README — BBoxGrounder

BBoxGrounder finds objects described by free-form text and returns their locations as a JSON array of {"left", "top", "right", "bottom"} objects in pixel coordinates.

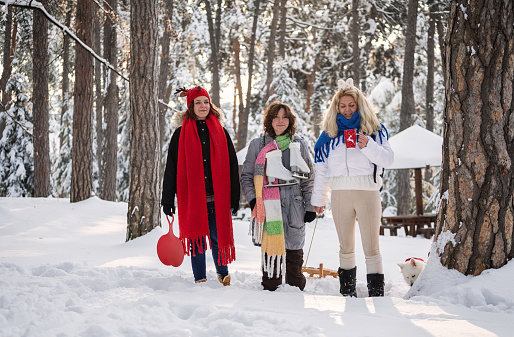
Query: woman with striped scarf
[{"left": 241, "top": 101, "right": 316, "bottom": 291}]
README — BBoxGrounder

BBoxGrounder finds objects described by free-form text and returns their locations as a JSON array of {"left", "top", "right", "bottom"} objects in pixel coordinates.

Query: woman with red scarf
[{"left": 161, "top": 86, "right": 240, "bottom": 285}]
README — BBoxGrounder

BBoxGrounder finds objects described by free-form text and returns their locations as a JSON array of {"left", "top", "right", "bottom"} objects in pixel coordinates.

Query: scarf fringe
[
  {"left": 182, "top": 236, "right": 209, "bottom": 257},
  {"left": 249, "top": 217, "right": 264, "bottom": 245},
  {"left": 218, "top": 245, "right": 236, "bottom": 265},
  {"left": 262, "top": 252, "right": 285, "bottom": 277}
]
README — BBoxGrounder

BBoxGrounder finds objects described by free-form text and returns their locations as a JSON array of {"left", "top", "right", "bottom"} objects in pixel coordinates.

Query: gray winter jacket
[{"left": 241, "top": 134, "right": 316, "bottom": 250}]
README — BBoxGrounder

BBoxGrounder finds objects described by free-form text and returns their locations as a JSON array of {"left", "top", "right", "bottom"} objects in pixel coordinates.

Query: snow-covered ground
[{"left": 0, "top": 197, "right": 512, "bottom": 336}]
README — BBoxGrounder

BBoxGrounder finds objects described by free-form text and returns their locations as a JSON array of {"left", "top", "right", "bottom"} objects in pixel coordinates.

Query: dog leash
[{"left": 303, "top": 214, "right": 319, "bottom": 268}]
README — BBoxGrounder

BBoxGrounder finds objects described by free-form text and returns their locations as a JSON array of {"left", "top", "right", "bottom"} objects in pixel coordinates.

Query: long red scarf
[{"left": 176, "top": 115, "right": 235, "bottom": 265}]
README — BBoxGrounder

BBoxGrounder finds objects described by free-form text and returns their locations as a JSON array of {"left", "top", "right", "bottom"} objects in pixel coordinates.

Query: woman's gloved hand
[
  {"left": 304, "top": 211, "right": 317, "bottom": 223},
  {"left": 162, "top": 204, "right": 175, "bottom": 216}
]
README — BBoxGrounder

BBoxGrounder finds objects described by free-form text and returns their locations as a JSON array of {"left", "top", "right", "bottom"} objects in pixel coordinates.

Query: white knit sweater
[{"left": 310, "top": 135, "right": 394, "bottom": 207}]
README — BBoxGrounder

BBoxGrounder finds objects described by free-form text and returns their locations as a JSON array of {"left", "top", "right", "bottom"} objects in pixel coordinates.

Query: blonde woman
[{"left": 311, "top": 79, "right": 394, "bottom": 297}]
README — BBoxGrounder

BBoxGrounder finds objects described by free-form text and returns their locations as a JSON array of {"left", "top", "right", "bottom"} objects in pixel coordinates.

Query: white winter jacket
[{"left": 310, "top": 134, "right": 394, "bottom": 206}]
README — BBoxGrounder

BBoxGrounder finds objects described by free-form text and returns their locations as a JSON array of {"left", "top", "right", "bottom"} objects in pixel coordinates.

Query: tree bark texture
[
  {"left": 60, "top": 0, "right": 72, "bottom": 151},
  {"left": 127, "top": 0, "right": 161, "bottom": 241},
  {"left": 233, "top": 29, "right": 245, "bottom": 137},
  {"left": 0, "top": 7, "right": 14, "bottom": 142},
  {"left": 264, "top": 0, "right": 281, "bottom": 102},
  {"left": 204, "top": 0, "right": 220, "bottom": 107},
  {"left": 102, "top": 0, "right": 119, "bottom": 201},
  {"left": 437, "top": 0, "right": 514, "bottom": 275},
  {"left": 71, "top": 0, "right": 94, "bottom": 203},
  {"left": 361, "top": 4, "right": 377, "bottom": 93},
  {"left": 426, "top": 3, "right": 435, "bottom": 132},
  {"left": 397, "top": 0, "right": 418, "bottom": 215},
  {"left": 236, "top": 0, "right": 261, "bottom": 151},
  {"left": 33, "top": 4, "right": 51, "bottom": 197},
  {"left": 278, "top": 0, "right": 287, "bottom": 59},
  {"left": 351, "top": 0, "right": 360, "bottom": 86},
  {"left": 158, "top": 0, "right": 173, "bottom": 151},
  {"left": 94, "top": 6, "right": 104, "bottom": 197}
]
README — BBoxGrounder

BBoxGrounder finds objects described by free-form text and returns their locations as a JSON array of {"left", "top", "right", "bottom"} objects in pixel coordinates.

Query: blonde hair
[{"left": 322, "top": 86, "right": 381, "bottom": 138}]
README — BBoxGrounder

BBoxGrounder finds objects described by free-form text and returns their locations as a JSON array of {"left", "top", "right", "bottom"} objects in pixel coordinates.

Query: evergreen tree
[
  {"left": 266, "top": 61, "right": 316, "bottom": 147},
  {"left": 0, "top": 71, "right": 34, "bottom": 197}
]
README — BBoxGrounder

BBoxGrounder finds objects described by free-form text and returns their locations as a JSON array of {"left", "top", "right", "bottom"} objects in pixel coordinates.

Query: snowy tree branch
[
  {"left": 0, "top": 108, "right": 33, "bottom": 137},
  {"left": 2, "top": 1, "right": 177, "bottom": 110},
  {"left": 1, "top": 0, "right": 129, "bottom": 82}
]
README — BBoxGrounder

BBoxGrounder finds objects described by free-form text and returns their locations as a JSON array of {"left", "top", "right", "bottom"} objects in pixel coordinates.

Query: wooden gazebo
[{"left": 381, "top": 125, "right": 443, "bottom": 238}]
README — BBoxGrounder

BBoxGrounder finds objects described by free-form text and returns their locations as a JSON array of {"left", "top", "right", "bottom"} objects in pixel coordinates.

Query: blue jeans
[{"left": 191, "top": 201, "right": 229, "bottom": 281}]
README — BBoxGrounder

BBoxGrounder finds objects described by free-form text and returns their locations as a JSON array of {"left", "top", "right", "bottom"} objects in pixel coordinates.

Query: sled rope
[{"left": 303, "top": 214, "right": 319, "bottom": 268}]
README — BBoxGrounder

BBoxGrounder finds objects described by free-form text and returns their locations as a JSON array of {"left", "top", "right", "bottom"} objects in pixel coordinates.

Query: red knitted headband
[{"left": 175, "top": 86, "right": 211, "bottom": 106}]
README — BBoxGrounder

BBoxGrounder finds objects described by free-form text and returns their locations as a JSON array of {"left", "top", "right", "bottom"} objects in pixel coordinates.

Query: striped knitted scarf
[{"left": 250, "top": 140, "right": 286, "bottom": 276}]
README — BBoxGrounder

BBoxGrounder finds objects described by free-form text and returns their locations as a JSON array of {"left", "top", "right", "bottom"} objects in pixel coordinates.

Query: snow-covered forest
[
  {"left": 1, "top": 1, "right": 514, "bottom": 335},
  {"left": 0, "top": 0, "right": 447, "bottom": 213}
]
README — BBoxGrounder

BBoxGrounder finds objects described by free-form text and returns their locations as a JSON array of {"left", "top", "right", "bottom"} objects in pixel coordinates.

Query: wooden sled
[{"left": 302, "top": 263, "right": 338, "bottom": 279}]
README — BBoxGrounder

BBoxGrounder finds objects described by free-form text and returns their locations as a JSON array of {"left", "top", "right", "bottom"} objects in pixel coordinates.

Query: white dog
[{"left": 397, "top": 258, "right": 426, "bottom": 286}]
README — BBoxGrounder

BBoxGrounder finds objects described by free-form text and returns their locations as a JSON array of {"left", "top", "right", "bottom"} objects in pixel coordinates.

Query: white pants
[{"left": 331, "top": 190, "right": 383, "bottom": 274}]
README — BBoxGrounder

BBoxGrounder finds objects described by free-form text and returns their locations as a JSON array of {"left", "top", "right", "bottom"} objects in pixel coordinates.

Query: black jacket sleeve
[
  {"left": 224, "top": 128, "right": 241, "bottom": 212},
  {"left": 161, "top": 127, "right": 181, "bottom": 209}
]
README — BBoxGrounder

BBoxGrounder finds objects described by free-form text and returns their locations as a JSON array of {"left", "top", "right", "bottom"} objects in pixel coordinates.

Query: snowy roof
[{"left": 388, "top": 125, "right": 443, "bottom": 169}]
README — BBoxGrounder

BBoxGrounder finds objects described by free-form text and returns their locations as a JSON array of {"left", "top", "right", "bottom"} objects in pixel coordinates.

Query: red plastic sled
[{"left": 157, "top": 214, "right": 185, "bottom": 267}]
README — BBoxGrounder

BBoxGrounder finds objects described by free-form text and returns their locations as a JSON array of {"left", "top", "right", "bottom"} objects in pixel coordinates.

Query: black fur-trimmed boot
[
  {"left": 367, "top": 273, "right": 385, "bottom": 297},
  {"left": 337, "top": 267, "right": 357, "bottom": 297}
]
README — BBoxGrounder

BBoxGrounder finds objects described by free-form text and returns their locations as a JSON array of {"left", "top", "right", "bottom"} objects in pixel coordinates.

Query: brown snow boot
[
  {"left": 285, "top": 249, "right": 306, "bottom": 291},
  {"left": 218, "top": 274, "right": 231, "bottom": 286}
]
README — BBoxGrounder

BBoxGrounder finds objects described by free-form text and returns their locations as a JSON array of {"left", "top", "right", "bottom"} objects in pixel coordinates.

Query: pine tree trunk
[
  {"left": 434, "top": 3, "right": 446, "bottom": 89},
  {"left": 426, "top": 4, "right": 435, "bottom": 133},
  {"left": 102, "top": 0, "right": 119, "bottom": 201},
  {"left": 264, "top": 0, "right": 281, "bottom": 102},
  {"left": 351, "top": 0, "right": 360, "bottom": 85},
  {"left": 424, "top": 3, "right": 436, "bottom": 184},
  {"left": 305, "top": 32, "right": 319, "bottom": 135},
  {"left": 0, "top": 6, "right": 13, "bottom": 142},
  {"left": 94, "top": 6, "right": 104, "bottom": 198},
  {"left": 204, "top": 0, "right": 220, "bottom": 107},
  {"left": 158, "top": 0, "right": 173, "bottom": 151},
  {"left": 71, "top": 0, "right": 94, "bottom": 203},
  {"left": 236, "top": 0, "right": 261, "bottom": 151},
  {"left": 60, "top": 0, "right": 72, "bottom": 151},
  {"left": 127, "top": 0, "right": 161, "bottom": 241},
  {"left": 361, "top": 4, "right": 376, "bottom": 92},
  {"left": 436, "top": 0, "right": 514, "bottom": 275},
  {"left": 233, "top": 28, "right": 244, "bottom": 136},
  {"left": 277, "top": 0, "right": 286, "bottom": 59},
  {"left": 33, "top": 4, "right": 51, "bottom": 197},
  {"left": 397, "top": 0, "right": 418, "bottom": 215}
]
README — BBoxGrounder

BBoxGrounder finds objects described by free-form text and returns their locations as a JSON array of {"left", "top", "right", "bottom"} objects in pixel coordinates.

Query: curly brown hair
[{"left": 263, "top": 101, "right": 297, "bottom": 138}]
